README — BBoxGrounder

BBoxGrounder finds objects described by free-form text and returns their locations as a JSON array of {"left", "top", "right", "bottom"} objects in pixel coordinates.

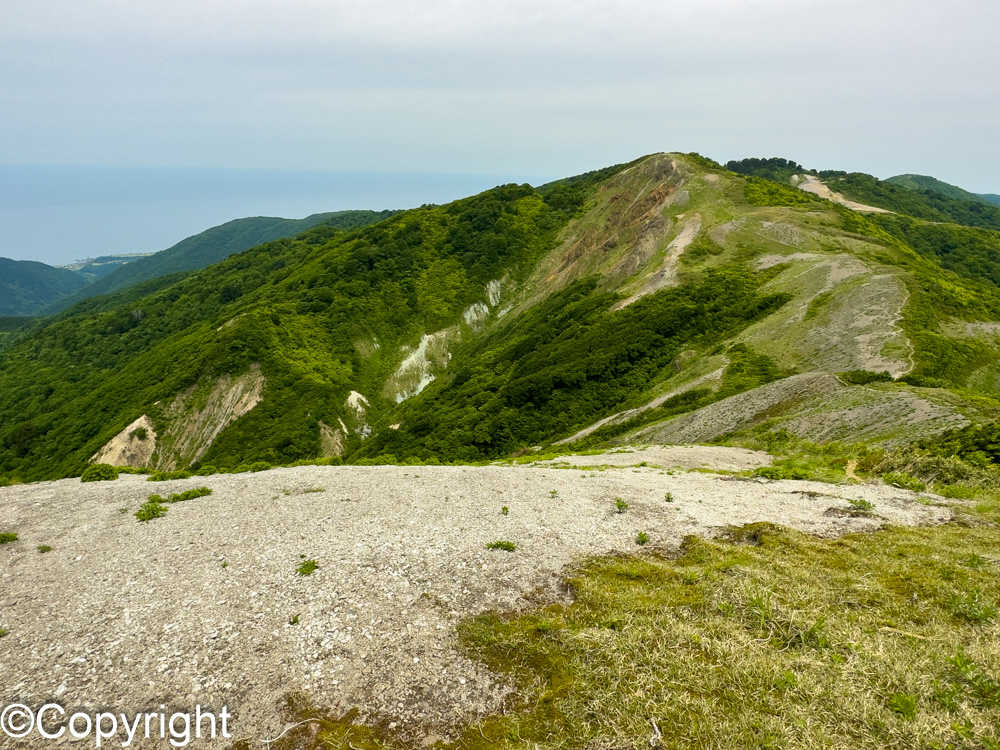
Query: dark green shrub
[
  {"left": 195, "top": 465, "right": 218, "bottom": 476},
  {"left": 37, "top": 544, "right": 52, "bottom": 553},
  {"left": 752, "top": 466, "right": 808, "bottom": 480},
  {"left": 0, "top": 532, "right": 17, "bottom": 544},
  {"left": 249, "top": 461, "right": 271, "bottom": 472},
  {"left": 838, "top": 370, "right": 893, "bottom": 385},
  {"left": 164, "top": 487, "right": 212, "bottom": 503},
  {"left": 129, "top": 427, "right": 148, "bottom": 441},
  {"left": 146, "top": 470, "right": 191, "bottom": 482},
  {"left": 81, "top": 463, "right": 119, "bottom": 482}
]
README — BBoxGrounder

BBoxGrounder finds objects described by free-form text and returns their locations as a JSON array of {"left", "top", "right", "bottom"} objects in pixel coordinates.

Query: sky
[{"left": 1, "top": 0, "right": 998, "bottom": 265}]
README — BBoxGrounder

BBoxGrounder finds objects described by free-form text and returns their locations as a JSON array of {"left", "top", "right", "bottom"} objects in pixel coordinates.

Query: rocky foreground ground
[{"left": 0, "top": 447, "right": 951, "bottom": 747}]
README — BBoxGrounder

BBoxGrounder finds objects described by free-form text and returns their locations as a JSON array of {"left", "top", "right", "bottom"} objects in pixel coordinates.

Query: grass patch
[
  {"left": 455, "top": 521, "right": 1000, "bottom": 749},
  {"left": 37, "top": 544, "right": 52, "bottom": 553},
  {"left": 0, "top": 532, "right": 17, "bottom": 544},
  {"left": 296, "top": 558, "right": 319, "bottom": 576},
  {"left": 486, "top": 540, "right": 517, "bottom": 552}
]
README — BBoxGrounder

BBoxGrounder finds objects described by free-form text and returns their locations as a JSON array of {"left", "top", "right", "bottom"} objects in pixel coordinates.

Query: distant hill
[
  {"left": 980, "top": 193, "right": 1000, "bottom": 206},
  {"left": 886, "top": 174, "right": 994, "bottom": 205},
  {"left": 46, "top": 211, "right": 394, "bottom": 313},
  {"left": 726, "top": 157, "right": 811, "bottom": 184},
  {"left": 0, "top": 257, "right": 90, "bottom": 315},
  {"left": 62, "top": 253, "right": 153, "bottom": 282},
  {"left": 819, "top": 172, "right": 1000, "bottom": 232}
]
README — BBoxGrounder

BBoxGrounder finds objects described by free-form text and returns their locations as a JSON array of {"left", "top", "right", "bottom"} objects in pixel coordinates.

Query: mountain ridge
[
  {"left": 3, "top": 153, "right": 1000, "bottom": 483},
  {"left": 43, "top": 210, "right": 394, "bottom": 314}
]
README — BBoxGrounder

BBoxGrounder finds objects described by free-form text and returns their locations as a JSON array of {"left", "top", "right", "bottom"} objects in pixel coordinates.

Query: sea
[{"left": 0, "top": 165, "right": 547, "bottom": 267}]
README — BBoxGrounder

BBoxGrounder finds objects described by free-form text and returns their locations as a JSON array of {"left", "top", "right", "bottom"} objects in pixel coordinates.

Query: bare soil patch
[{"left": 0, "top": 459, "right": 948, "bottom": 746}]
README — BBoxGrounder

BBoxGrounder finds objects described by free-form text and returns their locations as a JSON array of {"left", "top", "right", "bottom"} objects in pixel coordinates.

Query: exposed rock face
[
  {"left": 318, "top": 420, "right": 346, "bottom": 457},
  {"left": 634, "top": 372, "right": 844, "bottom": 445},
  {"left": 155, "top": 364, "right": 265, "bottom": 470},
  {"left": 91, "top": 415, "right": 157, "bottom": 468},
  {"left": 382, "top": 330, "right": 457, "bottom": 403}
]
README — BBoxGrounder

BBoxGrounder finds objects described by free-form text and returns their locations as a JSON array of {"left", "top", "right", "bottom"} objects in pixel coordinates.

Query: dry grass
[
  {"left": 249, "top": 514, "right": 999, "bottom": 750},
  {"left": 456, "top": 521, "right": 1000, "bottom": 749}
]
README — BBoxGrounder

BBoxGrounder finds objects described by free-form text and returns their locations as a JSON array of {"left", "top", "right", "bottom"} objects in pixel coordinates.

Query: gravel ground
[{"left": 0, "top": 452, "right": 950, "bottom": 747}]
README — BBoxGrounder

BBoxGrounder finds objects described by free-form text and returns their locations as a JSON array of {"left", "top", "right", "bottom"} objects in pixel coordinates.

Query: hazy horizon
[
  {"left": 2, "top": 0, "right": 997, "bottom": 266},
  {"left": 4, "top": 154, "right": 998, "bottom": 268},
  {"left": 0, "top": 164, "right": 554, "bottom": 266}
]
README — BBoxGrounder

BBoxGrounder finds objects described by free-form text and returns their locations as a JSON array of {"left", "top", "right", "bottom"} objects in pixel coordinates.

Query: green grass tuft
[
  {"left": 296, "top": 558, "right": 319, "bottom": 576},
  {"left": 486, "top": 540, "right": 517, "bottom": 552}
]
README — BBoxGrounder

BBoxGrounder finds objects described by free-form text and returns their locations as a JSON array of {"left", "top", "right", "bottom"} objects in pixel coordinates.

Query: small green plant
[
  {"left": 37, "top": 544, "right": 52, "bottom": 553},
  {"left": 848, "top": 497, "right": 875, "bottom": 512},
  {"left": 135, "top": 499, "right": 168, "bottom": 522},
  {"left": 302, "top": 486, "right": 325, "bottom": 493},
  {"left": 81, "top": 463, "right": 119, "bottom": 482},
  {"left": 129, "top": 426, "right": 149, "bottom": 441},
  {"left": 636, "top": 532, "right": 650, "bottom": 546},
  {"left": 0, "top": 532, "right": 17, "bottom": 544},
  {"left": 888, "top": 692, "right": 918, "bottom": 720},
  {"left": 289, "top": 614, "right": 300, "bottom": 625},
  {"left": 549, "top": 490, "right": 559, "bottom": 498},
  {"left": 952, "top": 592, "right": 997, "bottom": 623},
  {"left": 486, "top": 540, "right": 517, "bottom": 552},
  {"left": 614, "top": 497, "right": 628, "bottom": 514},
  {"left": 0, "top": 628, "right": 8, "bottom": 638},
  {"left": 664, "top": 492, "right": 674, "bottom": 502},
  {"left": 221, "top": 561, "right": 228, "bottom": 569},
  {"left": 501, "top": 506, "right": 509, "bottom": 515},
  {"left": 297, "top": 558, "right": 319, "bottom": 576}
]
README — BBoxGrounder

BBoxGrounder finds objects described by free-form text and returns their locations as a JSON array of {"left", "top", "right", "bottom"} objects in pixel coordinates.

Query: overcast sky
[{"left": 1, "top": 0, "right": 998, "bottom": 263}]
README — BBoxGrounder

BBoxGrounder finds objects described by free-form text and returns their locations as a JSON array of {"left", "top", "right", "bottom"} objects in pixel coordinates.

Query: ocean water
[{"left": 0, "top": 165, "right": 546, "bottom": 267}]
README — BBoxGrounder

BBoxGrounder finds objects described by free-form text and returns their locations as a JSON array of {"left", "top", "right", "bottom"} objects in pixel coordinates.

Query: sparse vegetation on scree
[
  {"left": 244, "top": 500, "right": 1000, "bottom": 750},
  {"left": 134, "top": 487, "right": 212, "bottom": 522}
]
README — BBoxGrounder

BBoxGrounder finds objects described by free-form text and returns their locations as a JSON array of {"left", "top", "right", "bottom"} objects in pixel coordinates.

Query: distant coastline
[{"left": 0, "top": 165, "right": 545, "bottom": 266}]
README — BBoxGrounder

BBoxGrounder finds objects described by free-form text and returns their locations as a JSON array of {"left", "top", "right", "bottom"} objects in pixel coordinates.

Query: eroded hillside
[{"left": 3, "top": 153, "right": 1000, "bottom": 480}]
